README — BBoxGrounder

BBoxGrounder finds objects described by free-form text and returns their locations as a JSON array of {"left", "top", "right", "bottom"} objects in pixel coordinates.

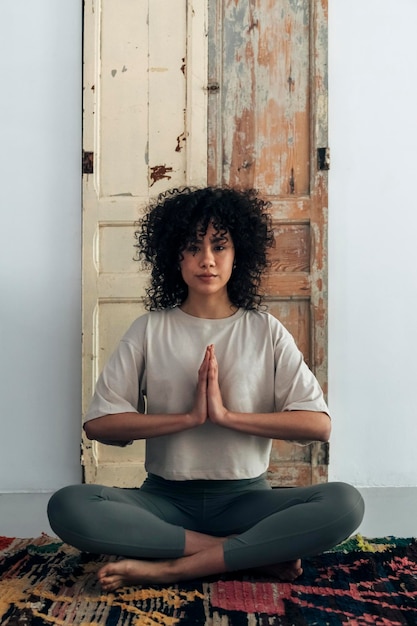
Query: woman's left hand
[{"left": 206, "top": 345, "right": 230, "bottom": 426}]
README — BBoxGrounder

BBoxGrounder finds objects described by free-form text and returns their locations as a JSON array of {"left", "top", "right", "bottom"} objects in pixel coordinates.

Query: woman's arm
[
  {"left": 84, "top": 345, "right": 211, "bottom": 442},
  {"left": 208, "top": 408, "right": 331, "bottom": 442},
  {"left": 206, "top": 344, "right": 331, "bottom": 442},
  {"left": 83, "top": 410, "right": 204, "bottom": 442}
]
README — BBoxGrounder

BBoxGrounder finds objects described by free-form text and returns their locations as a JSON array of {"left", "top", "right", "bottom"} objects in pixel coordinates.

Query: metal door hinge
[
  {"left": 83, "top": 151, "right": 94, "bottom": 174},
  {"left": 317, "top": 147, "right": 330, "bottom": 171}
]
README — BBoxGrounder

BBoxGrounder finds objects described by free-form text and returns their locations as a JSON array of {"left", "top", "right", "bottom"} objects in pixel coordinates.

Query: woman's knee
[
  {"left": 47, "top": 484, "right": 99, "bottom": 536},
  {"left": 326, "top": 481, "right": 365, "bottom": 531},
  {"left": 48, "top": 485, "right": 77, "bottom": 520}
]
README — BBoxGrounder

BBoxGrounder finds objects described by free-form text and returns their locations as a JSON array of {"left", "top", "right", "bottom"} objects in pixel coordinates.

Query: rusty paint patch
[
  {"left": 247, "top": 17, "right": 258, "bottom": 33},
  {"left": 175, "top": 132, "right": 187, "bottom": 153},
  {"left": 149, "top": 165, "right": 173, "bottom": 187}
]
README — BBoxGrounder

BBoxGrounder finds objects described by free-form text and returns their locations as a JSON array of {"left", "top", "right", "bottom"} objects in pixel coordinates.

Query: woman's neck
[{"left": 180, "top": 296, "right": 238, "bottom": 319}]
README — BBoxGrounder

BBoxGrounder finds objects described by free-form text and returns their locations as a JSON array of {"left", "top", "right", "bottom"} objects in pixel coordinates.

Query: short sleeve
[
  {"left": 273, "top": 321, "right": 329, "bottom": 415},
  {"left": 83, "top": 315, "right": 147, "bottom": 424}
]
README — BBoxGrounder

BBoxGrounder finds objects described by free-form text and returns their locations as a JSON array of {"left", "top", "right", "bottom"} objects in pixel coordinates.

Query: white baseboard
[{"left": 356, "top": 487, "right": 417, "bottom": 538}]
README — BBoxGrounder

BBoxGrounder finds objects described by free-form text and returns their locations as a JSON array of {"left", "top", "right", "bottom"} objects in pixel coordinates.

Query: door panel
[
  {"left": 207, "top": 0, "right": 329, "bottom": 486},
  {"left": 82, "top": 0, "right": 328, "bottom": 487},
  {"left": 208, "top": 0, "right": 311, "bottom": 196},
  {"left": 82, "top": 0, "right": 207, "bottom": 486}
]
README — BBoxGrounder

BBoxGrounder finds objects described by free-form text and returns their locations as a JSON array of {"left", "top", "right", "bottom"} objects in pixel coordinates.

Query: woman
[{"left": 48, "top": 187, "right": 364, "bottom": 590}]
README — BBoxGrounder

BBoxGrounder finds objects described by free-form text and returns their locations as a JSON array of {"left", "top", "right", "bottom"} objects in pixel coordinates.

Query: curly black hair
[{"left": 134, "top": 186, "right": 274, "bottom": 310}]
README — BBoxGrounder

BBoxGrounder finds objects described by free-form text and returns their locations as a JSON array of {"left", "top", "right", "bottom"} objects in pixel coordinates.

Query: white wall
[
  {"left": 0, "top": 1, "right": 415, "bottom": 494},
  {"left": 328, "top": 0, "right": 417, "bottom": 486},
  {"left": 0, "top": 1, "right": 82, "bottom": 491}
]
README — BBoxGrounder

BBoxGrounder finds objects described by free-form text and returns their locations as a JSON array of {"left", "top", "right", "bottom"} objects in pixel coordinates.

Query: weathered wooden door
[{"left": 82, "top": 0, "right": 329, "bottom": 487}]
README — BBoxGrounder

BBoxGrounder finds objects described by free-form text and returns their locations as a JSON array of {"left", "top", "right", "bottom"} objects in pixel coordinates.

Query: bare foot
[
  {"left": 97, "top": 555, "right": 303, "bottom": 591},
  {"left": 252, "top": 559, "right": 303, "bottom": 581},
  {"left": 98, "top": 558, "right": 176, "bottom": 591}
]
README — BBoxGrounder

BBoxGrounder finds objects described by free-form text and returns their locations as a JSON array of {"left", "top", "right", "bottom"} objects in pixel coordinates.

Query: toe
[{"left": 101, "top": 575, "right": 123, "bottom": 591}]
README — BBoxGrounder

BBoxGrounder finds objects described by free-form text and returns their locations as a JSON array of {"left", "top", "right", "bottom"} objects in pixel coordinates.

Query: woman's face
[{"left": 179, "top": 222, "right": 235, "bottom": 300}]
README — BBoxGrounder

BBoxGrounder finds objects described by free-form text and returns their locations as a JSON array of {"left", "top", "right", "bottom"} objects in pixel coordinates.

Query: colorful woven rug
[{"left": 0, "top": 534, "right": 416, "bottom": 625}]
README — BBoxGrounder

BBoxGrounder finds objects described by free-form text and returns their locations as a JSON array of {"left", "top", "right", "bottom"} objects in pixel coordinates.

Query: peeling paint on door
[
  {"left": 175, "top": 132, "right": 187, "bottom": 152},
  {"left": 149, "top": 165, "right": 173, "bottom": 186}
]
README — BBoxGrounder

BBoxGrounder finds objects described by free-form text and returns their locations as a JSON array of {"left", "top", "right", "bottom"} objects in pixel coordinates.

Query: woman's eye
[{"left": 187, "top": 245, "right": 199, "bottom": 254}]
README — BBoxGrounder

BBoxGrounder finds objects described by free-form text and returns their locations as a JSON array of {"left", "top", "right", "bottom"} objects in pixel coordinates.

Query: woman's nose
[{"left": 200, "top": 247, "right": 215, "bottom": 267}]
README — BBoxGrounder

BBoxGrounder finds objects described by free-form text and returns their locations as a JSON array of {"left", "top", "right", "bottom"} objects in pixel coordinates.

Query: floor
[{"left": 0, "top": 487, "right": 416, "bottom": 539}]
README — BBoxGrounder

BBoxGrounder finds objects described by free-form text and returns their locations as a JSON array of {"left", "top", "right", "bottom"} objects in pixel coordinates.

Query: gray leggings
[{"left": 47, "top": 474, "right": 364, "bottom": 571}]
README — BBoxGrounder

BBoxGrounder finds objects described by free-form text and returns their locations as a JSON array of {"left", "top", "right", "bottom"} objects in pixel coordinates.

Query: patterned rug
[{"left": 0, "top": 534, "right": 416, "bottom": 625}]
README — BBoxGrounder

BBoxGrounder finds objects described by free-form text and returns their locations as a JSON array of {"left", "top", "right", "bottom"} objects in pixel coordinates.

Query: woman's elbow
[
  {"left": 83, "top": 419, "right": 100, "bottom": 441},
  {"left": 318, "top": 413, "right": 331, "bottom": 442}
]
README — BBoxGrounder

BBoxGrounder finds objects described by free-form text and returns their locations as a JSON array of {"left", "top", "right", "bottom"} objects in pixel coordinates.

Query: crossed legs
[{"left": 47, "top": 480, "right": 364, "bottom": 589}]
